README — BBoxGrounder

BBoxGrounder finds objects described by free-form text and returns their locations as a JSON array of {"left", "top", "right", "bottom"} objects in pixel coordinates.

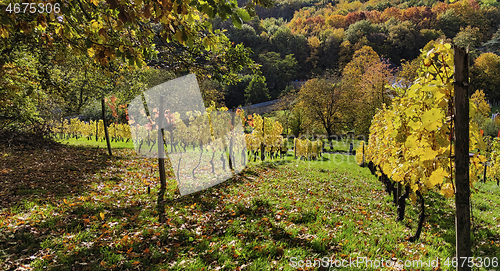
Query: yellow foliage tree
[
  {"left": 342, "top": 45, "right": 392, "bottom": 136},
  {"left": 471, "top": 53, "right": 500, "bottom": 101},
  {"left": 470, "top": 89, "right": 491, "bottom": 118}
]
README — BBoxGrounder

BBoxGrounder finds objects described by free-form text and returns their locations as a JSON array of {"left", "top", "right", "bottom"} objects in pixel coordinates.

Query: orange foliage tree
[{"left": 342, "top": 46, "right": 393, "bottom": 135}]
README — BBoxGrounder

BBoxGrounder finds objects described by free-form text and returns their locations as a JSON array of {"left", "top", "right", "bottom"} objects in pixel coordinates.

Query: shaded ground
[
  {"left": 0, "top": 138, "right": 499, "bottom": 270},
  {"left": 0, "top": 139, "right": 117, "bottom": 210}
]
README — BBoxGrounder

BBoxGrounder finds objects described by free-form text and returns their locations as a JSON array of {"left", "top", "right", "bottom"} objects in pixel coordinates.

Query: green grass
[
  {"left": 1, "top": 145, "right": 499, "bottom": 270},
  {"left": 326, "top": 138, "right": 365, "bottom": 153},
  {"left": 283, "top": 136, "right": 365, "bottom": 153},
  {"left": 56, "top": 135, "right": 135, "bottom": 149},
  {"left": 56, "top": 133, "right": 365, "bottom": 154}
]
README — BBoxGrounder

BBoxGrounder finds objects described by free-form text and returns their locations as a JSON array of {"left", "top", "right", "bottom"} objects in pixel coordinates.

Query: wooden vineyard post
[
  {"left": 101, "top": 97, "right": 113, "bottom": 156},
  {"left": 60, "top": 118, "right": 65, "bottom": 139},
  {"left": 362, "top": 141, "right": 365, "bottom": 166},
  {"left": 261, "top": 117, "right": 265, "bottom": 161},
  {"left": 95, "top": 119, "right": 98, "bottom": 141},
  {"left": 454, "top": 46, "right": 471, "bottom": 271},
  {"left": 228, "top": 108, "right": 235, "bottom": 171},
  {"left": 294, "top": 138, "right": 297, "bottom": 159},
  {"left": 157, "top": 96, "right": 167, "bottom": 223},
  {"left": 483, "top": 162, "right": 487, "bottom": 183}
]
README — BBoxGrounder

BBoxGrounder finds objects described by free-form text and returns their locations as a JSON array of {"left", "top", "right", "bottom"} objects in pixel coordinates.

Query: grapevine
[
  {"left": 366, "top": 40, "right": 485, "bottom": 198},
  {"left": 294, "top": 138, "right": 322, "bottom": 160},
  {"left": 246, "top": 114, "right": 285, "bottom": 161},
  {"left": 364, "top": 40, "right": 486, "bottom": 241}
]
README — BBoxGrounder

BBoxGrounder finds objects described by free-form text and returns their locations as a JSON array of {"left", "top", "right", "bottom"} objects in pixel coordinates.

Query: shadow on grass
[
  {"left": 0, "top": 200, "right": 153, "bottom": 270},
  {"left": 0, "top": 144, "right": 121, "bottom": 210}
]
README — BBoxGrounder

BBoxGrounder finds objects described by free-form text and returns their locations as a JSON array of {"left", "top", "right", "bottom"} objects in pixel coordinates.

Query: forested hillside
[{"left": 216, "top": 0, "right": 500, "bottom": 109}]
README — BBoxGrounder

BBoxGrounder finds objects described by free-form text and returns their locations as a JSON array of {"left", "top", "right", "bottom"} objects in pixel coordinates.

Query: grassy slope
[
  {"left": 0, "top": 142, "right": 499, "bottom": 270},
  {"left": 56, "top": 136, "right": 135, "bottom": 149},
  {"left": 56, "top": 135, "right": 365, "bottom": 153}
]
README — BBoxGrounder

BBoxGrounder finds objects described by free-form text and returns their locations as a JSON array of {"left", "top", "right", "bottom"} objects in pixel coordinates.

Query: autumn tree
[
  {"left": 342, "top": 46, "right": 392, "bottom": 136},
  {"left": 386, "top": 20, "right": 422, "bottom": 64},
  {"left": 199, "top": 78, "right": 225, "bottom": 107},
  {"left": 289, "top": 105, "right": 308, "bottom": 137},
  {"left": 307, "top": 36, "right": 321, "bottom": 73},
  {"left": 0, "top": 0, "right": 268, "bottom": 70},
  {"left": 269, "top": 27, "right": 309, "bottom": 78},
  {"left": 315, "top": 31, "right": 343, "bottom": 72},
  {"left": 0, "top": 49, "right": 51, "bottom": 130},
  {"left": 228, "top": 24, "right": 260, "bottom": 49},
  {"left": 420, "top": 29, "right": 446, "bottom": 45},
  {"left": 0, "top": 0, "right": 272, "bottom": 130},
  {"left": 296, "top": 78, "right": 345, "bottom": 140},
  {"left": 434, "top": 9, "right": 463, "bottom": 38},
  {"left": 338, "top": 40, "right": 366, "bottom": 71},
  {"left": 470, "top": 89, "right": 497, "bottom": 137},
  {"left": 272, "top": 88, "right": 297, "bottom": 135},
  {"left": 453, "top": 26, "right": 483, "bottom": 49},
  {"left": 344, "top": 20, "right": 379, "bottom": 45},
  {"left": 471, "top": 52, "right": 500, "bottom": 100}
]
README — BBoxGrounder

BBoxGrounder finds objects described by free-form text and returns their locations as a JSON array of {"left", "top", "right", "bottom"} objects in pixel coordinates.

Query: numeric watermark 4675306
[
  {"left": 5, "top": 2, "right": 61, "bottom": 14},
  {"left": 289, "top": 256, "right": 499, "bottom": 269}
]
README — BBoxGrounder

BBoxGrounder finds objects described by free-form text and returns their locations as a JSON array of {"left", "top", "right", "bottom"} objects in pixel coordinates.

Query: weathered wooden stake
[
  {"left": 294, "top": 138, "right": 297, "bottom": 159},
  {"left": 483, "top": 162, "right": 487, "bottom": 183},
  {"left": 228, "top": 108, "right": 235, "bottom": 170},
  {"left": 101, "top": 97, "right": 112, "bottom": 156},
  {"left": 362, "top": 142, "right": 365, "bottom": 166},
  {"left": 157, "top": 96, "right": 167, "bottom": 223},
  {"left": 260, "top": 117, "right": 265, "bottom": 161},
  {"left": 454, "top": 45, "right": 471, "bottom": 271}
]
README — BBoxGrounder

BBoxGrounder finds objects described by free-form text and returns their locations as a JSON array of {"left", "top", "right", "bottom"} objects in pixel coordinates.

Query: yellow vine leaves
[{"left": 365, "top": 40, "right": 486, "bottom": 199}]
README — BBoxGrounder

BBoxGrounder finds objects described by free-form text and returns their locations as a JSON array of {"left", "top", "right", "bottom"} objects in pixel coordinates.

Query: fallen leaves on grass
[{"left": 1, "top": 144, "right": 498, "bottom": 270}]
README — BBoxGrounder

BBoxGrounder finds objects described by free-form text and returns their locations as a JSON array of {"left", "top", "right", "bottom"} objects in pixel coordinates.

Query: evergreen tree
[{"left": 245, "top": 74, "right": 270, "bottom": 105}]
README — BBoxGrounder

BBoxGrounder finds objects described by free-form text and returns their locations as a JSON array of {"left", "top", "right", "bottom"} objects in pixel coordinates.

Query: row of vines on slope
[
  {"left": 49, "top": 109, "right": 306, "bottom": 162},
  {"left": 356, "top": 40, "right": 487, "bottom": 242},
  {"left": 294, "top": 138, "right": 322, "bottom": 160},
  {"left": 50, "top": 118, "right": 132, "bottom": 143}
]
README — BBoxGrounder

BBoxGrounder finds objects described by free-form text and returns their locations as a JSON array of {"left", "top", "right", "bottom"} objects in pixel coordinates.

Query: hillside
[{"left": 220, "top": 0, "right": 500, "bottom": 108}]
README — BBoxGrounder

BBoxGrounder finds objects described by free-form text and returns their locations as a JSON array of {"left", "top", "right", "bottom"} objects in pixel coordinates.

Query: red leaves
[{"left": 105, "top": 95, "right": 128, "bottom": 122}]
